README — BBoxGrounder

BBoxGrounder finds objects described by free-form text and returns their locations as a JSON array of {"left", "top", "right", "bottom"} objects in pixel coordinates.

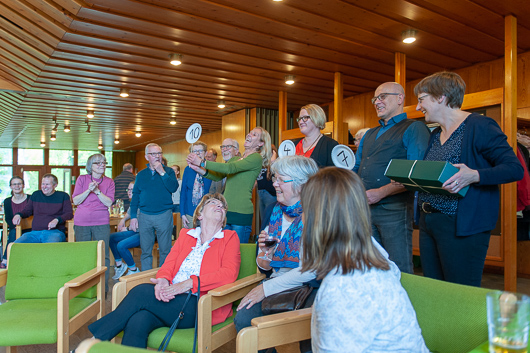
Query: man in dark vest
[{"left": 353, "top": 82, "right": 431, "bottom": 273}]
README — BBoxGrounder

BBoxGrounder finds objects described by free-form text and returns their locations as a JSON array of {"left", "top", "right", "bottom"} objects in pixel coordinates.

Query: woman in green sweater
[{"left": 186, "top": 127, "right": 272, "bottom": 243}]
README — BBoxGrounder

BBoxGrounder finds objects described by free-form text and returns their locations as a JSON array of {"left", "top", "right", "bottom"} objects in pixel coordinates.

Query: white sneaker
[
  {"left": 125, "top": 267, "right": 140, "bottom": 276},
  {"left": 112, "top": 265, "right": 128, "bottom": 280}
]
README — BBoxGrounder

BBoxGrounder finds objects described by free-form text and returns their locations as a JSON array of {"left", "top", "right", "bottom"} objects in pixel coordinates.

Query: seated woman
[
  {"left": 300, "top": 168, "right": 428, "bottom": 352},
  {"left": 110, "top": 182, "right": 140, "bottom": 279},
  {"left": 234, "top": 155, "right": 319, "bottom": 353},
  {"left": 88, "top": 193, "right": 241, "bottom": 348}
]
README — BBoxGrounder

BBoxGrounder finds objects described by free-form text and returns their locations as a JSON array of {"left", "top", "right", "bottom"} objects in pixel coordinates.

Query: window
[
  {"left": 78, "top": 151, "right": 99, "bottom": 166},
  {"left": 51, "top": 168, "right": 72, "bottom": 195},
  {"left": 105, "top": 151, "right": 113, "bottom": 177},
  {"left": 49, "top": 150, "right": 74, "bottom": 166},
  {"left": 0, "top": 148, "right": 13, "bottom": 165},
  {"left": 18, "top": 149, "right": 44, "bottom": 165},
  {"left": 0, "top": 166, "right": 13, "bottom": 202}
]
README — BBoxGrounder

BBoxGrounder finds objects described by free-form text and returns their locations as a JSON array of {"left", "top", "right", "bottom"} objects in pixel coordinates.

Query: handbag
[
  {"left": 158, "top": 278, "right": 200, "bottom": 352},
  {"left": 261, "top": 283, "right": 313, "bottom": 315}
]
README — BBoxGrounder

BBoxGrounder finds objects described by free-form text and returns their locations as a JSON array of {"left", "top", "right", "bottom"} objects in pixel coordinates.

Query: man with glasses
[
  {"left": 353, "top": 82, "right": 430, "bottom": 274},
  {"left": 113, "top": 163, "right": 135, "bottom": 212},
  {"left": 208, "top": 138, "right": 241, "bottom": 194},
  {"left": 129, "top": 143, "right": 178, "bottom": 271},
  {"left": 180, "top": 141, "right": 212, "bottom": 228}
]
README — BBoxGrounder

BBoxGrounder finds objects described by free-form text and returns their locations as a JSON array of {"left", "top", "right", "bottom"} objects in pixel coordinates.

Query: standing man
[
  {"left": 13, "top": 174, "right": 73, "bottom": 243},
  {"left": 207, "top": 148, "right": 224, "bottom": 194},
  {"left": 129, "top": 144, "right": 177, "bottom": 271},
  {"left": 353, "top": 82, "right": 431, "bottom": 273},
  {"left": 114, "top": 163, "right": 135, "bottom": 212},
  {"left": 210, "top": 138, "right": 241, "bottom": 195}
]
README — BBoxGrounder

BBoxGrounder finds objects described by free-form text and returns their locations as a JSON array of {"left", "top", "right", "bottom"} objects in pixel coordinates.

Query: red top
[
  {"left": 156, "top": 228, "right": 241, "bottom": 325},
  {"left": 295, "top": 139, "right": 316, "bottom": 158}
]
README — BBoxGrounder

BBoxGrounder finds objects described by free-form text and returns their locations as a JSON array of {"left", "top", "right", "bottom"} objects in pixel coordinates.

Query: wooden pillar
[
  {"left": 278, "top": 91, "right": 287, "bottom": 142},
  {"left": 503, "top": 14, "right": 517, "bottom": 291},
  {"left": 333, "top": 72, "right": 344, "bottom": 144},
  {"left": 395, "top": 52, "right": 406, "bottom": 88}
]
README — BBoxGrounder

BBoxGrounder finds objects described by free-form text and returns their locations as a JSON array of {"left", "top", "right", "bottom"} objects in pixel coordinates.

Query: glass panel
[
  {"left": 18, "top": 149, "right": 44, "bottom": 165},
  {"left": 0, "top": 166, "right": 13, "bottom": 203},
  {"left": 0, "top": 148, "right": 13, "bottom": 165},
  {"left": 22, "top": 170, "right": 40, "bottom": 195},
  {"left": 50, "top": 150, "right": 74, "bottom": 166},
  {"left": 105, "top": 167, "right": 112, "bottom": 178},
  {"left": 105, "top": 151, "right": 113, "bottom": 166},
  {"left": 51, "top": 168, "right": 72, "bottom": 195},
  {"left": 78, "top": 150, "right": 99, "bottom": 166}
]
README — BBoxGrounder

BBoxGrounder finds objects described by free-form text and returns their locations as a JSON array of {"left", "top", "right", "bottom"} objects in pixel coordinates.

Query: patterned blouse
[{"left": 419, "top": 119, "right": 467, "bottom": 215}]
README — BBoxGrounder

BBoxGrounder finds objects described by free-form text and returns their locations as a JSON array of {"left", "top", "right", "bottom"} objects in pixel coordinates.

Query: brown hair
[
  {"left": 192, "top": 193, "right": 228, "bottom": 228},
  {"left": 414, "top": 71, "right": 466, "bottom": 109},
  {"left": 300, "top": 168, "right": 390, "bottom": 279}
]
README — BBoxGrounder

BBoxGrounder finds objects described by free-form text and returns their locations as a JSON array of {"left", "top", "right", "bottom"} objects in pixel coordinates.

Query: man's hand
[
  {"left": 118, "top": 219, "right": 127, "bottom": 232},
  {"left": 186, "top": 153, "right": 202, "bottom": 167},
  {"left": 366, "top": 188, "right": 384, "bottom": 205},
  {"left": 152, "top": 161, "right": 165, "bottom": 175},
  {"left": 129, "top": 218, "right": 139, "bottom": 232},
  {"left": 48, "top": 218, "right": 59, "bottom": 230},
  {"left": 181, "top": 215, "right": 190, "bottom": 228},
  {"left": 12, "top": 214, "right": 21, "bottom": 225}
]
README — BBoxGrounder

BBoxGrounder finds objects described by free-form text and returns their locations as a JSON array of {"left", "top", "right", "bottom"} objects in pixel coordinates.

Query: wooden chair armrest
[
  {"left": 208, "top": 273, "right": 265, "bottom": 296},
  {"left": 118, "top": 268, "right": 159, "bottom": 283},
  {"left": 112, "top": 268, "right": 159, "bottom": 310},
  {"left": 251, "top": 307, "right": 312, "bottom": 329},
  {"left": 0, "top": 269, "right": 7, "bottom": 287},
  {"left": 76, "top": 338, "right": 102, "bottom": 353},
  {"left": 64, "top": 266, "right": 107, "bottom": 288}
]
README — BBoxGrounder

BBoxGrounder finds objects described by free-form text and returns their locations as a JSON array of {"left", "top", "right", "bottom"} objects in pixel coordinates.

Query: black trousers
[{"left": 88, "top": 283, "right": 197, "bottom": 348}]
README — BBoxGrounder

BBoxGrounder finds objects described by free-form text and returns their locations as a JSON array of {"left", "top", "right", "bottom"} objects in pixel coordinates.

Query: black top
[{"left": 292, "top": 134, "right": 338, "bottom": 168}]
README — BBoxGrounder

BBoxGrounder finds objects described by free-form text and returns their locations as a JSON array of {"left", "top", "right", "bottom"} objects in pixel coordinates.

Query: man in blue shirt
[
  {"left": 354, "top": 82, "right": 431, "bottom": 273},
  {"left": 130, "top": 143, "right": 178, "bottom": 271}
]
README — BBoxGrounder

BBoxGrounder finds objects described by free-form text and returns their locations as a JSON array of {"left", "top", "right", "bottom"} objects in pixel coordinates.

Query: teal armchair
[
  {"left": 0, "top": 241, "right": 107, "bottom": 353},
  {"left": 112, "top": 243, "right": 264, "bottom": 353}
]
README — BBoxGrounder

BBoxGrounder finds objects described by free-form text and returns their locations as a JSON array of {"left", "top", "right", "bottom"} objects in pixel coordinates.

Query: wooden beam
[
  {"left": 394, "top": 52, "right": 406, "bottom": 88},
  {"left": 333, "top": 72, "right": 344, "bottom": 144},
  {"left": 503, "top": 14, "right": 517, "bottom": 292},
  {"left": 278, "top": 91, "right": 287, "bottom": 142}
]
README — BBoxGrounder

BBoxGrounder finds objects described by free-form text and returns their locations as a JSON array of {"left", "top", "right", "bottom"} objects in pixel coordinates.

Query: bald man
[{"left": 353, "top": 82, "right": 431, "bottom": 274}]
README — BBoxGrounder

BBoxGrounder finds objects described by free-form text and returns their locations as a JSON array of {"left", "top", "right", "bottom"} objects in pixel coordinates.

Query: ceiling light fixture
[
  {"left": 114, "top": 138, "right": 120, "bottom": 144},
  {"left": 40, "top": 141, "right": 46, "bottom": 147},
  {"left": 50, "top": 132, "right": 56, "bottom": 141},
  {"left": 87, "top": 110, "right": 95, "bottom": 118},
  {"left": 52, "top": 116, "right": 58, "bottom": 132},
  {"left": 402, "top": 29, "right": 417, "bottom": 44},
  {"left": 64, "top": 124, "right": 71, "bottom": 133},
  {"left": 170, "top": 118, "right": 177, "bottom": 125},
  {"left": 86, "top": 125, "right": 91, "bottom": 134},
  {"left": 169, "top": 53, "right": 183, "bottom": 66},
  {"left": 98, "top": 143, "right": 103, "bottom": 150},
  {"left": 284, "top": 75, "right": 295, "bottom": 85},
  {"left": 217, "top": 100, "right": 226, "bottom": 109},
  {"left": 119, "top": 88, "right": 130, "bottom": 97},
  {"left": 135, "top": 131, "right": 142, "bottom": 137}
]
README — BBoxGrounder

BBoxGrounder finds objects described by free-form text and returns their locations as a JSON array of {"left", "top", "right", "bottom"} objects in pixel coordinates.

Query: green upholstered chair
[
  {"left": 237, "top": 273, "right": 492, "bottom": 353},
  {"left": 77, "top": 338, "right": 148, "bottom": 353},
  {"left": 112, "top": 243, "right": 264, "bottom": 353},
  {"left": 0, "top": 241, "right": 107, "bottom": 353}
]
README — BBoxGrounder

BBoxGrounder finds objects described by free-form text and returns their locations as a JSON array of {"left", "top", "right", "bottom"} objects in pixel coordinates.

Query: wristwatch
[
  {"left": 95, "top": 191, "right": 101, "bottom": 195},
  {"left": 200, "top": 160, "right": 206, "bottom": 168}
]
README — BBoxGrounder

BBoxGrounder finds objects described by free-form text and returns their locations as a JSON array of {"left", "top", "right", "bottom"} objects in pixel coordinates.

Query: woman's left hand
[
  {"left": 237, "top": 284, "right": 265, "bottom": 311},
  {"left": 186, "top": 153, "right": 201, "bottom": 167},
  {"left": 159, "top": 279, "right": 194, "bottom": 301},
  {"left": 442, "top": 163, "right": 480, "bottom": 194}
]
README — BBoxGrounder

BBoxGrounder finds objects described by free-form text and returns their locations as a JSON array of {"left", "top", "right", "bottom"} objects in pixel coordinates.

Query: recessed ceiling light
[
  {"left": 169, "top": 53, "right": 183, "bottom": 66},
  {"left": 135, "top": 131, "right": 142, "bottom": 137},
  {"left": 64, "top": 124, "right": 71, "bottom": 133},
  {"left": 402, "top": 29, "right": 417, "bottom": 44},
  {"left": 50, "top": 133, "right": 56, "bottom": 141},
  {"left": 217, "top": 100, "right": 226, "bottom": 109},
  {"left": 98, "top": 143, "right": 103, "bottom": 150},
  {"left": 119, "top": 88, "right": 130, "bottom": 97},
  {"left": 285, "top": 75, "right": 295, "bottom": 85},
  {"left": 87, "top": 110, "right": 94, "bottom": 118},
  {"left": 170, "top": 118, "right": 177, "bottom": 125},
  {"left": 40, "top": 141, "right": 46, "bottom": 147},
  {"left": 114, "top": 138, "right": 120, "bottom": 144}
]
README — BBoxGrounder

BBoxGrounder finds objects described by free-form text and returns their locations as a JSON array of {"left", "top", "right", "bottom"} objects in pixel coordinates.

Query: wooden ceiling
[{"left": 1, "top": 0, "right": 530, "bottom": 152}]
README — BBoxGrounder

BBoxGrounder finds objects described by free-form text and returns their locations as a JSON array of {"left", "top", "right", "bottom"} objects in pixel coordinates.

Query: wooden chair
[
  {"left": 76, "top": 338, "right": 148, "bottom": 353},
  {"left": 2, "top": 216, "right": 33, "bottom": 254},
  {"left": 0, "top": 240, "right": 107, "bottom": 353},
  {"left": 112, "top": 243, "right": 264, "bottom": 353}
]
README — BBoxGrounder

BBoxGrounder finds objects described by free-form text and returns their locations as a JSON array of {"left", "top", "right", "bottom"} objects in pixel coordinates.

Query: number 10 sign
[{"left": 186, "top": 123, "right": 202, "bottom": 144}]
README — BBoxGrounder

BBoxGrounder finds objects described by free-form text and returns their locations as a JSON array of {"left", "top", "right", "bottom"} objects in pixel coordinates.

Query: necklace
[
  {"left": 90, "top": 174, "right": 103, "bottom": 186},
  {"left": 303, "top": 134, "right": 322, "bottom": 153}
]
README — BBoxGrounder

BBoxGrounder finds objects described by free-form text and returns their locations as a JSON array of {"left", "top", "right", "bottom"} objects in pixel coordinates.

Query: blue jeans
[
  {"left": 225, "top": 224, "right": 252, "bottom": 244},
  {"left": 109, "top": 230, "right": 140, "bottom": 267},
  {"left": 370, "top": 201, "right": 413, "bottom": 274},
  {"left": 15, "top": 229, "right": 66, "bottom": 243}
]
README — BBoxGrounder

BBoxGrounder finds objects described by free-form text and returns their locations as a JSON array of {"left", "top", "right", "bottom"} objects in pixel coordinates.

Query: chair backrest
[
  {"left": 238, "top": 243, "right": 257, "bottom": 280},
  {"left": 6, "top": 241, "right": 100, "bottom": 300},
  {"left": 18, "top": 216, "right": 33, "bottom": 230},
  {"left": 401, "top": 273, "right": 490, "bottom": 353}
]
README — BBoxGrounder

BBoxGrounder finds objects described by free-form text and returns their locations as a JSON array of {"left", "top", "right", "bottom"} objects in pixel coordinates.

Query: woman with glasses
[
  {"left": 88, "top": 193, "right": 241, "bottom": 348},
  {"left": 234, "top": 155, "right": 319, "bottom": 353},
  {"left": 187, "top": 127, "right": 272, "bottom": 244},
  {"left": 1, "top": 176, "right": 30, "bottom": 268},
  {"left": 72, "top": 153, "right": 115, "bottom": 290},
  {"left": 294, "top": 103, "right": 338, "bottom": 168}
]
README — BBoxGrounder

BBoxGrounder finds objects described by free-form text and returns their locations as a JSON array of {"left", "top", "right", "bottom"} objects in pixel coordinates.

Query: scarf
[{"left": 269, "top": 201, "right": 303, "bottom": 271}]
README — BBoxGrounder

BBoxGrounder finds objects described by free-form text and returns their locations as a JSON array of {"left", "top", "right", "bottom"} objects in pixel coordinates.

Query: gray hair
[
  {"left": 123, "top": 163, "right": 133, "bottom": 171},
  {"left": 86, "top": 153, "right": 107, "bottom": 174},
  {"left": 272, "top": 155, "right": 319, "bottom": 194},
  {"left": 145, "top": 143, "right": 162, "bottom": 154}
]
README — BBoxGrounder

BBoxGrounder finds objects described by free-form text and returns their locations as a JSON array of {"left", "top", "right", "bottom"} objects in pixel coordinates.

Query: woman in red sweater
[{"left": 88, "top": 193, "right": 241, "bottom": 348}]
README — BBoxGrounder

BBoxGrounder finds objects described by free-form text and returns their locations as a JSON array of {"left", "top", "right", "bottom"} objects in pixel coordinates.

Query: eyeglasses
[
  {"left": 205, "top": 199, "right": 227, "bottom": 210},
  {"left": 10, "top": 183, "right": 23, "bottom": 186},
  {"left": 92, "top": 161, "right": 107, "bottom": 166},
  {"left": 220, "top": 145, "right": 235, "bottom": 150},
  {"left": 296, "top": 115, "right": 311, "bottom": 123},
  {"left": 371, "top": 93, "right": 401, "bottom": 104},
  {"left": 147, "top": 152, "right": 163, "bottom": 157},
  {"left": 192, "top": 149, "right": 205, "bottom": 154},
  {"left": 417, "top": 94, "right": 430, "bottom": 103},
  {"left": 272, "top": 176, "right": 294, "bottom": 184},
  {"left": 126, "top": 188, "right": 134, "bottom": 191}
]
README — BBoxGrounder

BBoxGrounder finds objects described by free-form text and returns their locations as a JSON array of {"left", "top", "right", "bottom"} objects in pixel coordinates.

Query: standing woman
[
  {"left": 300, "top": 168, "right": 428, "bottom": 352},
  {"left": 294, "top": 104, "right": 338, "bottom": 168},
  {"left": 187, "top": 127, "right": 271, "bottom": 243},
  {"left": 1, "top": 176, "right": 30, "bottom": 268},
  {"left": 414, "top": 72, "right": 523, "bottom": 286},
  {"left": 72, "top": 153, "right": 115, "bottom": 290}
]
